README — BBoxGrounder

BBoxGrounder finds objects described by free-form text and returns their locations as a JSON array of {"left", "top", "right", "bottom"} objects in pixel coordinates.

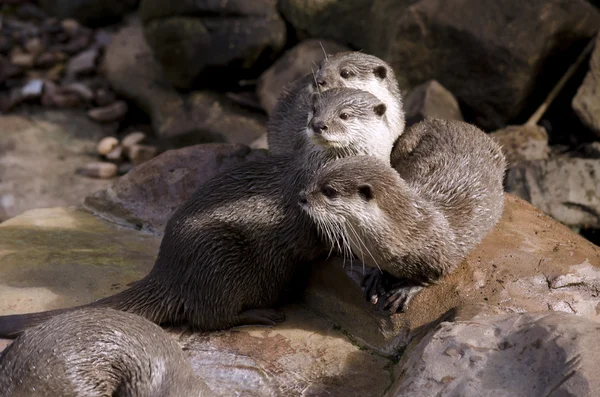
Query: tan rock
[
  {"left": 77, "top": 162, "right": 118, "bottom": 179},
  {"left": 121, "top": 131, "right": 146, "bottom": 150},
  {"left": 97, "top": 136, "right": 119, "bottom": 156},
  {"left": 404, "top": 80, "right": 464, "bottom": 123},
  {"left": 128, "top": 144, "right": 157, "bottom": 165},
  {"left": 489, "top": 124, "right": 549, "bottom": 166},
  {"left": 87, "top": 100, "right": 128, "bottom": 122}
]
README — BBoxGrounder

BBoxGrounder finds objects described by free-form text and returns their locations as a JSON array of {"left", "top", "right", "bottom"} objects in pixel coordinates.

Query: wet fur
[{"left": 0, "top": 308, "right": 214, "bottom": 397}]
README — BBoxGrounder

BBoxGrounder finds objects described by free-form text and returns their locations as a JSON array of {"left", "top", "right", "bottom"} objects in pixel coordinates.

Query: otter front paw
[
  {"left": 237, "top": 308, "right": 285, "bottom": 327},
  {"left": 380, "top": 284, "right": 424, "bottom": 313},
  {"left": 361, "top": 269, "right": 390, "bottom": 305}
]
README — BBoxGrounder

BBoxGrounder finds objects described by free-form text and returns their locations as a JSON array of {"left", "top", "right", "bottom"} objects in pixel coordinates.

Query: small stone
[
  {"left": 121, "top": 131, "right": 146, "bottom": 150},
  {"left": 66, "top": 48, "right": 98, "bottom": 77},
  {"left": 87, "top": 101, "right": 128, "bottom": 122},
  {"left": 24, "top": 37, "right": 44, "bottom": 57},
  {"left": 97, "top": 137, "right": 119, "bottom": 156},
  {"left": 21, "top": 79, "right": 44, "bottom": 98},
  {"left": 77, "top": 162, "right": 118, "bottom": 179},
  {"left": 62, "top": 83, "right": 94, "bottom": 101},
  {"left": 44, "top": 63, "right": 65, "bottom": 81},
  {"left": 404, "top": 80, "right": 464, "bottom": 123},
  {"left": 10, "top": 51, "right": 35, "bottom": 68},
  {"left": 106, "top": 145, "right": 124, "bottom": 161},
  {"left": 42, "top": 81, "right": 80, "bottom": 108},
  {"left": 489, "top": 124, "right": 549, "bottom": 166},
  {"left": 61, "top": 19, "right": 80, "bottom": 36},
  {"left": 60, "top": 34, "right": 91, "bottom": 55},
  {"left": 94, "top": 88, "right": 116, "bottom": 106},
  {"left": 35, "top": 51, "right": 66, "bottom": 68},
  {"left": 128, "top": 144, "right": 157, "bottom": 165}
]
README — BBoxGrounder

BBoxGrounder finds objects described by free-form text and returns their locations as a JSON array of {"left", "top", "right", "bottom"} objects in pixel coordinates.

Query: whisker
[{"left": 347, "top": 222, "right": 382, "bottom": 274}]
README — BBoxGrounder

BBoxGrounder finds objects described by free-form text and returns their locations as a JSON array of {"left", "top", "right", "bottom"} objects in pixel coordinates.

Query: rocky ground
[{"left": 1, "top": 0, "right": 600, "bottom": 396}]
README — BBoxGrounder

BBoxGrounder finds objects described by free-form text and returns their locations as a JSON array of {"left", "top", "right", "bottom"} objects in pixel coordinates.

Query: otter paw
[
  {"left": 361, "top": 269, "right": 388, "bottom": 304},
  {"left": 381, "top": 285, "right": 424, "bottom": 313},
  {"left": 238, "top": 308, "right": 285, "bottom": 327}
]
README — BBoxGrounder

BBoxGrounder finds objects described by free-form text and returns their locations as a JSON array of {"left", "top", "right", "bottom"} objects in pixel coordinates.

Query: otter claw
[
  {"left": 361, "top": 269, "right": 388, "bottom": 304},
  {"left": 381, "top": 285, "right": 424, "bottom": 313}
]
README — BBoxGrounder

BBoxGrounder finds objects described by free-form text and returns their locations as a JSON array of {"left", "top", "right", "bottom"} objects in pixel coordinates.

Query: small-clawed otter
[
  {"left": 0, "top": 308, "right": 214, "bottom": 397},
  {"left": 0, "top": 87, "right": 400, "bottom": 338},
  {"left": 267, "top": 51, "right": 405, "bottom": 155},
  {"left": 301, "top": 119, "right": 506, "bottom": 312}
]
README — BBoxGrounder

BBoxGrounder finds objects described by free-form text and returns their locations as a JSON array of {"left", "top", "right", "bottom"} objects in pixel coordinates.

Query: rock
[
  {"left": 77, "top": 162, "right": 118, "bottom": 179},
  {"left": 42, "top": 81, "right": 81, "bottom": 108},
  {"left": 256, "top": 39, "right": 350, "bottom": 114},
  {"left": 0, "top": 112, "right": 113, "bottom": 220},
  {"left": 303, "top": 194, "right": 600, "bottom": 354},
  {"left": 389, "top": 312, "right": 600, "bottom": 396},
  {"left": 489, "top": 124, "right": 549, "bottom": 166},
  {"left": 61, "top": 82, "right": 94, "bottom": 101},
  {"left": 87, "top": 100, "right": 128, "bottom": 122},
  {"left": 101, "top": 19, "right": 266, "bottom": 143},
  {"left": 59, "top": 34, "right": 91, "bottom": 55},
  {"left": 38, "top": 0, "right": 139, "bottom": 26},
  {"left": 403, "top": 80, "right": 464, "bottom": 124},
  {"left": 140, "top": 0, "right": 286, "bottom": 89},
  {"left": 249, "top": 133, "right": 268, "bottom": 149},
  {"left": 505, "top": 157, "right": 600, "bottom": 228},
  {"left": 573, "top": 34, "right": 600, "bottom": 137},
  {"left": 60, "top": 18, "right": 80, "bottom": 36},
  {"left": 121, "top": 131, "right": 146, "bottom": 150},
  {"left": 97, "top": 136, "right": 119, "bottom": 155},
  {"left": 35, "top": 50, "right": 67, "bottom": 68},
  {"left": 66, "top": 47, "right": 98, "bottom": 77},
  {"left": 24, "top": 37, "right": 44, "bottom": 57},
  {"left": 0, "top": 207, "right": 392, "bottom": 395},
  {"left": 105, "top": 145, "right": 123, "bottom": 161},
  {"left": 84, "top": 144, "right": 268, "bottom": 232},
  {"left": 281, "top": 0, "right": 600, "bottom": 130},
  {"left": 128, "top": 144, "right": 157, "bottom": 165},
  {"left": 10, "top": 50, "right": 35, "bottom": 68}
]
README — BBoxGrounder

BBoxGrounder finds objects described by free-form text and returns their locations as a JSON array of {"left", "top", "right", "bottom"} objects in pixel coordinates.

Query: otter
[
  {"left": 301, "top": 119, "right": 506, "bottom": 313},
  {"left": 0, "top": 87, "right": 399, "bottom": 338},
  {"left": 0, "top": 308, "right": 214, "bottom": 397},
  {"left": 267, "top": 51, "right": 405, "bottom": 155}
]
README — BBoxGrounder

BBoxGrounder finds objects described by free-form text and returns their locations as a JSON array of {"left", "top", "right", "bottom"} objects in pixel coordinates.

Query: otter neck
[{"left": 308, "top": 142, "right": 392, "bottom": 164}]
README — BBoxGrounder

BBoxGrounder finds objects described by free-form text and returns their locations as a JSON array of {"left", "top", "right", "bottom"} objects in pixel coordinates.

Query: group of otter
[{"left": 0, "top": 52, "right": 506, "bottom": 396}]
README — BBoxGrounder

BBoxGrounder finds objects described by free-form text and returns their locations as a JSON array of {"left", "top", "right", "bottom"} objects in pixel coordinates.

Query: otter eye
[
  {"left": 340, "top": 69, "right": 351, "bottom": 79},
  {"left": 321, "top": 186, "right": 338, "bottom": 199},
  {"left": 339, "top": 113, "right": 349, "bottom": 120}
]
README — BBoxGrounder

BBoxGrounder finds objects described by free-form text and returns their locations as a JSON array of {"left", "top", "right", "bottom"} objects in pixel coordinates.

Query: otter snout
[
  {"left": 298, "top": 190, "right": 308, "bottom": 206},
  {"left": 316, "top": 78, "right": 326, "bottom": 87},
  {"left": 311, "top": 120, "right": 328, "bottom": 134}
]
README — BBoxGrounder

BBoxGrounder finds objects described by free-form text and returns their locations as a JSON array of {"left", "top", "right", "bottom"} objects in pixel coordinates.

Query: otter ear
[
  {"left": 374, "top": 66, "right": 387, "bottom": 79},
  {"left": 358, "top": 184, "right": 373, "bottom": 201},
  {"left": 373, "top": 103, "right": 387, "bottom": 117}
]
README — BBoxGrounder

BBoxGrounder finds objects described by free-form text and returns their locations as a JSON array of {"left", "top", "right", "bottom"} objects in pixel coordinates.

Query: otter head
[
  {"left": 309, "top": 51, "right": 405, "bottom": 140},
  {"left": 306, "top": 88, "right": 391, "bottom": 160}
]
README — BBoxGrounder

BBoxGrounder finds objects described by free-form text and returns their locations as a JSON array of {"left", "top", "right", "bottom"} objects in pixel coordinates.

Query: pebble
[
  {"left": 60, "top": 34, "right": 90, "bottom": 55},
  {"left": 77, "top": 162, "right": 118, "bottom": 179},
  {"left": 24, "top": 37, "right": 44, "bottom": 56},
  {"left": 35, "top": 51, "right": 66, "bottom": 68},
  {"left": 87, "top": 100, "right": 128, "bottom": 122},
  {"left": 106, "top": 145, "right": 124, "bottom": 161},
  {"left": 66, "top": 48, "right": 98, "bottom": 77},
  {"left": 62, "top": 82, "right": 94, "bottom": 101},
  {"left": 21, "top": 79, "right": 43, "bottom": 98},
  {"left": 97, "top": 136, "right": 119, "bottom": 155},
  {"left": 121, "top": 131, "right": 146, "bottom": 149},
  {"left": 61, "top": 19, "right": 80, "bottom": 36},
  {"left": 10, "top": 51, "right": 35, "bottom": 68},
  {"left": 129, "top": 144, "right": 158, "bottom": 165}
]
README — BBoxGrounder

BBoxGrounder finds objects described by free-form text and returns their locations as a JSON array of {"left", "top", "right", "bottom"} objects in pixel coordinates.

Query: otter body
[
  {"left": 0, "top": 88, "right": 399, "bottom": 338},
  {"left": 268, "top": 52, "right": 405, "bottom": 155},
  {"left": 302, "top": 119, "right": 506, "bottom": 312},
  {"left": 0, "top": 308, "right": 214, "bottom": 397}
]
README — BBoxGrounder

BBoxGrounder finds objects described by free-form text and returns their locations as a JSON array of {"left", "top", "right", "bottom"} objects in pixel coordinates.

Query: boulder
[
  {"left": 403, "top": 80, "right": 464, "bottom": 125},
  {"left": 84, "top": 143, "right": 267, "bottom": 233},
  {"left": 506, "top": 157, "right": 600, "bottom": 228},
  {"left": 388, "top": 312, "right": 600, "bottom": 396},
  {"left": 573, "top": 33, "right": 600, "bottom": 138},
  {"left": 140, "top": 0, "right": 286, "bottom": 89},
  {"left": 489, "top": 124, "right": 549, "bottom": 166},
  {"left": 256, "top": 39, "right": 349, "bottom": 114},
  {"left": 102, "top": 19, "right": 267, "bottom": 143},
  {"left": 0, "top": 111, "right": 114, "bottom": 222},
  {"left": 0, "top": 207, "right": 392, "bottom": 396},
  {"left": 303, "top": 194, "right": 600, "bottom": 355},
  {"left": 38, "top": 0, "right": 139, "bottom": 26}
]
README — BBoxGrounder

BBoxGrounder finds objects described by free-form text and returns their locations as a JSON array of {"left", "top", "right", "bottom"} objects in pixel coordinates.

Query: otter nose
[
  {"left": 316, "top": 78, "right": 326, "bottom": 87},
  {"left": 298, "top": 191, "right": 308, "bottom": 205},
  {"left": 311, "top": 120, "right": 328, "bottom": 134}
]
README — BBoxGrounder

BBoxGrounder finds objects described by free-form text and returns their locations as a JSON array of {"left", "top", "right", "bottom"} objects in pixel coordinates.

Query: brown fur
[{"left": 0, "top": 308, "right": 214, "bottom": 397}]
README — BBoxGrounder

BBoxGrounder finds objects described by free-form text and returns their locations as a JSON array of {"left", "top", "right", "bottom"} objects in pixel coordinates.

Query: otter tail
[{"left": 0, "top": 276, "right": 175, "bottom": 339}]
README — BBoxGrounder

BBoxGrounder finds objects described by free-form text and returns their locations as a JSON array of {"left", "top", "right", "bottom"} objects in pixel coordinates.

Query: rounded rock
[{"left": 97, "top": 136, "right": 119, "bottom": 156}]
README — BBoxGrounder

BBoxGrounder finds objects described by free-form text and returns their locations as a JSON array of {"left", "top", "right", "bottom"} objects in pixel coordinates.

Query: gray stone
[
  {"left": 388, "top": 312, "right": 600, "bottom": 396},
  {"left": 101, "top": 19, "right": 267, "bottom": 143},
  {"left": 505, "top": 157, "right": 600, "bottom": 228},
  {"left": 140, "top": 0, "right": 286, "bottom": 89},
  {"left": 256, "top": 39, "right": 350, "bottom": 115},
  {"left": 573, "top": 33, "right": 600, "bottom": 138},
  {"left": 489, "top": 124, "right": 549, "bottom": 166},
  {"left": 84, "top": 143, "right": 268, "bottom": 233},
  {"left": 38, "top": 0, "right": 139, "bottom": 26},
  {"left": 404, "top": 80, "right": 464, "bottom": 124},
  {"left": 0, "top": 111, "right": 113, "bottom": 222}
]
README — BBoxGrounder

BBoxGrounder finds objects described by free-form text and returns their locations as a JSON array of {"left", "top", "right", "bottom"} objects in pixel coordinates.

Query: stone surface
[
  {"left": 0, "top": 111, "right": 113, "bottom": 222},
  {"left": 102, "top": 19, "right": 267, "bottom": 143},
  {"left": 140, "top": 0, "right": 286, "bottom": 89},
  {"left": 38, "top": 0, "right": 139, "bottom": 26},
  {"left": 489, "top": 124, "right": 549, "bottom": 166},
  {"left": 506, "top": 157, "right": 600, "bottom": 228},
  {"left": 403, "top": 80, "right": 464, "bottom": 124},
  {"left": 84, "top": 143, "right": 268, "bottom": 233},
  {"left": 0, "top": 207, "right": 392, "bottom": 396},
  {"left": 303, "top": 194, "right": 600, "bottom": 355},
  {"left": 256, "top": 39, "right": 349, "bottom": 115},
  {"left": 573, "top": 33, "right": 600, "bottom": 138},
  {"left": 281, "top": 0, "right": 600, "bottom": 129},
  {"left": 388, "top": 311, "right": 600, "bottom": 396}
]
